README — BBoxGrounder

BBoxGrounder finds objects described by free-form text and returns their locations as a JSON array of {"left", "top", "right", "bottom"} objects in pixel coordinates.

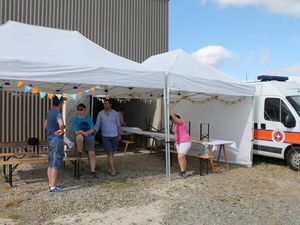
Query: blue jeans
[{"left": 48, "top": 140, "right": 64, "bottom": 169}]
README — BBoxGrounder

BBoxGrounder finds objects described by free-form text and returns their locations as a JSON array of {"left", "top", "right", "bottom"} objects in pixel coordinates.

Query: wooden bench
[
  {"left": 0, "top": 151, "right": 49, "bottom": 176},
  {"left": 161, "top": 149, "right": 214, "bottom": 176},
  {"left": 0, "top": 155, "right": 103, "bottom": 187}
]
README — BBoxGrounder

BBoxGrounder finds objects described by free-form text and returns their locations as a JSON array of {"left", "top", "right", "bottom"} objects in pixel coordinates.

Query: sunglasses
[{"left": 77, "top": 108, "right": 85, "bottom": 111}]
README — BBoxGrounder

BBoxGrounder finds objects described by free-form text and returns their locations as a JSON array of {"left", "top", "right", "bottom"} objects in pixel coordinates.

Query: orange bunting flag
[
  {"left": 226, "top": 101, "right": 229, "bottom": 105},
  {"left": 63, "top": 94, "right": 70, "bottom": 99},
  {"left": 17, "top": 80, "right": 25, "bottom": 87},
  {"left": 47, "top": 93, "right": 54, "bottom": 99},
  {"left": 31, "top": 87, "right": 39, "bottom": 94},
  {"left": 77, "top": 92, "right": 84, "bottom": 97},
  {"left": 90, "top": 87, "right": 96, "bottom": 93}
]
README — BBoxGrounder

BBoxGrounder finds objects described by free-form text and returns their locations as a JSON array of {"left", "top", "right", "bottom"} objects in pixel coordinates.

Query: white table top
[{"left": 122, "top": 126, "right": 237, "bottom": 151}]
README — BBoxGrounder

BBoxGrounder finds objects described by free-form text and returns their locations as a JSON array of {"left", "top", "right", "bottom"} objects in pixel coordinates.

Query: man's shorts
[
  {"left": 83, "top": 137, "right": 95, "bottom": 152},
  {"left": 48, "top": 140, "right": 64, "bottom": 169},
  {"left": 76, "top": 135, "right": 95, "bottom": 152},
  {"left": 102, "top": 136, "right": 118, "bottom": 153}
]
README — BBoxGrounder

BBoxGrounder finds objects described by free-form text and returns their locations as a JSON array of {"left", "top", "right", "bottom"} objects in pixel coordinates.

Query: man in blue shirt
[
  {"left": 72, "top": 103, "right": 98, "bottom": 179},
  {"left": 94, "top": 99, "right": 121, "bottom": 176},
  {"left": 44, "top": 96, "right": 65, "bottom": 193}
]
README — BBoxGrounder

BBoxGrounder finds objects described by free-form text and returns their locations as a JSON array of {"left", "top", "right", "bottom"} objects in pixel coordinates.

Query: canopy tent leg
[{"left": 164, "top": 76, "right": 171, "bottom": 182}]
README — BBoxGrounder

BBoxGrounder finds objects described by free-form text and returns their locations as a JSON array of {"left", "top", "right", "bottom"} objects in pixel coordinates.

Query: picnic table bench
[
  {"left": 0, "top": 154, "right": 105, "bottom": 187},
  {"left": 0, "top": 143, "right": 106, "bottom": 187},
  {"left": 162, "top": 148, "right": 214, "bottom": 176}
]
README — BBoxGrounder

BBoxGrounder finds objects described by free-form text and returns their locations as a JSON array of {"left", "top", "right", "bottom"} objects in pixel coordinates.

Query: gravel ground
[{"left": 0, "top": 150, "right": 299, "bottom": 225}]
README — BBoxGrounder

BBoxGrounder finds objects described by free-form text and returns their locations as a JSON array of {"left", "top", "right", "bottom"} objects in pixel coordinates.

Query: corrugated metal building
[{"left": 0, "top": 0, "right": 168, "bottom": 145}]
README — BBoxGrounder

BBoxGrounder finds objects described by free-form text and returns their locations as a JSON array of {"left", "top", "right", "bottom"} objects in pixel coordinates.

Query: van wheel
[{"left": 286, "top": 147, "right": 300, "bottom": 171}]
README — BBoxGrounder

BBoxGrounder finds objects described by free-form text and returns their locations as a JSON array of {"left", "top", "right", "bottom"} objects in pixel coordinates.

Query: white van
[{"left": 251, "top": 75, "right": 300, "bottom": 170}]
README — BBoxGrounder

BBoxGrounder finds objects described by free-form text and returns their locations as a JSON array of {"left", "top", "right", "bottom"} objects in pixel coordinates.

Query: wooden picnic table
[{"left": 0, "top": 141, "right": 48, "bottom": 176}]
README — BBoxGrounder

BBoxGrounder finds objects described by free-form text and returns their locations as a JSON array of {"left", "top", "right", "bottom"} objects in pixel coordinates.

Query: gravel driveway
[{"left": 0, "top": 151, "right": 299, "bottom": 225}]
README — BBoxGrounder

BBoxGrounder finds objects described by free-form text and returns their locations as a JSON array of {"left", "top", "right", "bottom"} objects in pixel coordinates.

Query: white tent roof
[
  {"left": 143, "top": 49, "right": 255, "bottom": 97},
  {"left": 0, "top": 21, "right": 165, "bottom": 93}
]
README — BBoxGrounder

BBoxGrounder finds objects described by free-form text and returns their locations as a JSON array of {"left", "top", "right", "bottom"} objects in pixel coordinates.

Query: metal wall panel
[
  {"left": 0, "top": 0, "right": 168, "bottom": 62},
  {"left": 0, "top": 0, "right": 168, "bottom": 146},
  {"left": 0, "top": 91, "right": 51, "bottom": 148}
]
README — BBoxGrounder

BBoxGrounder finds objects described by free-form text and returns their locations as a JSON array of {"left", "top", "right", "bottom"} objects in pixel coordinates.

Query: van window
[
  {"left": 264, "top": 98, "right": 280, "bottom": 121},
  {"left": 264, "top": 98, "right": 295, "bottom": 126},
  {"left": 287, "top": 96, "right": 300, "bottom": 116}
]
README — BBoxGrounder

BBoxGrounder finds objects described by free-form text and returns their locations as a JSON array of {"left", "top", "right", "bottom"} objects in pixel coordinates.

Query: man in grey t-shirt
[{"left": 94, "top": 99, "right": 121, "bottom": 176}]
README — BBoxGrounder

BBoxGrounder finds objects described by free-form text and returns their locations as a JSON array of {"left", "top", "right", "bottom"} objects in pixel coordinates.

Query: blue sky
[{"left": 169, "top": 0, "right": 300, "bottom": 81}]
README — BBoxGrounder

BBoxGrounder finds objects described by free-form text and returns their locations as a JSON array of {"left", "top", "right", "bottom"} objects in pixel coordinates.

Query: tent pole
[{"left": 164, "top": 73, "right": 171, "bottom": 182}]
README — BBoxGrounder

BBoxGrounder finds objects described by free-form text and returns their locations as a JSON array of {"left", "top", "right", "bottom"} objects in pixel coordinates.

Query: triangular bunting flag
[
  {"left": 40, "top": 91, "right": 47, "bottom": 99},
  {"left": 63, "top": 94, "right": 70, "bottom": 99},
  {"left": 55, "top": 93, "right": 62, "bottom": 99},
  {"left": 24, "top": 85, "right": 32, "bottom": 93},
  {"left": 71, "top": 94, "right": 77, "bottom": 100},
  {"left": 17, "top": 80, "right": 25, "bottom": 87},
  {"left": 31, "top": 87, "right": 39, "bottom": 94},
  {"left": 47, "top": 93, "right": 54, "bottom": 99}
]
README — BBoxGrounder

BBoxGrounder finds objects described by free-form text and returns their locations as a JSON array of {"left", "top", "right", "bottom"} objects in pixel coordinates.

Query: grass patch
[
  {"left": 7, "top": 212, "right": 21, "bottom": 220},
  {"left": 5, "top": 196, "right": 31, "bottom": 208}
]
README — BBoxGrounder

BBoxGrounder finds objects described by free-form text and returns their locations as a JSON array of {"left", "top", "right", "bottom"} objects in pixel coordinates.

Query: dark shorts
[
  {"left": 76, "top": 135, "right": 95, "bottom": 152},
  {"left": 48, "top": 140, "right": 64, "bottom": 169},
  {"left": 102, "top": 136, "right": 118, "bottom": 153},
  {"left": 84, "top": 138, "right": 95, "bottom": 152}
]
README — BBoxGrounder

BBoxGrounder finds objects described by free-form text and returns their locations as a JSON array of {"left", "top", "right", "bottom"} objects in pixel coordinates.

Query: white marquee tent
[
  {"left": 143, "top": 49, "right": 255, "bottom": 176},
  {"left": 0, "top": 21, "right": 165, "bottom": 94}
]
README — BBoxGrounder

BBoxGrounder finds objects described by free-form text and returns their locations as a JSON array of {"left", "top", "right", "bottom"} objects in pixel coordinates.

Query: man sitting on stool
[{"left": 72, "top": 103, "right": 98, "bottom": 179}]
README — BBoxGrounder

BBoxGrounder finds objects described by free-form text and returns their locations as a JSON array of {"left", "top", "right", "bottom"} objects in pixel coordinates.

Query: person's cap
[{"left": 77, "top": 103, "right": 86, "bottom": 109}]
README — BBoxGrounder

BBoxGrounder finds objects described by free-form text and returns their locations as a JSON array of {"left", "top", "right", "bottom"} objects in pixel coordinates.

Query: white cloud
[
  {"left": 258, "top": 48, "right": 271, "bottom": 65},
  {"left": 213, "top": 0, "right": 300, "bottom": 18},
  {"left": 285, "top": 62, "right": 300, "bottom": 75},
  {"left": 200, "top": 0, "right": 208, "bottom": 5},
  {"left": 192, "top": 45, "right": 233, "bottom": 68}
]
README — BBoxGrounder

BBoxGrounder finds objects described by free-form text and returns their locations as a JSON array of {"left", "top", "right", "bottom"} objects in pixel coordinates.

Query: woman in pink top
[{"left": 169, "top": 104, "right": 191, "bottom": 179}]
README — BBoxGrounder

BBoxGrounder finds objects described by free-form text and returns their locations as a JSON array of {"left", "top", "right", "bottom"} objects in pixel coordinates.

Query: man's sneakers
[
  {"left": 49, "top": 186, "right": 62, "bottom": 193},
  {"left": 178, "top": 171, "right": 188, "bottom": 179},
  {"left": 90, "top": 172, "right": 99, "bottom": 179}
]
